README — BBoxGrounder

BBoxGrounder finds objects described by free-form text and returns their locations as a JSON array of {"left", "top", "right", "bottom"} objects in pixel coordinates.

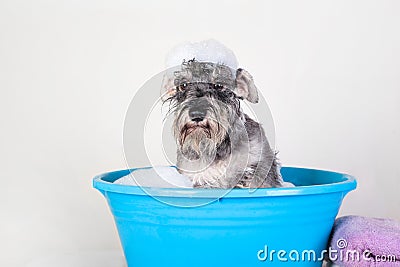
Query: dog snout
[
  {"left": 188, "top": 97, "right": 209, "bottom": 122},
  {"left": 189, "top": 108, "right": 206, "bottom": 122},
  {"left": 195, "top": 88, "right": 204, "bottom": 98}
]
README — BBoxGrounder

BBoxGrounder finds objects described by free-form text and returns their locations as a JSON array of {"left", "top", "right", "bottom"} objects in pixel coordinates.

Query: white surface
[{"left": 1, "top": 1, "right": 400, "bottom": 266}]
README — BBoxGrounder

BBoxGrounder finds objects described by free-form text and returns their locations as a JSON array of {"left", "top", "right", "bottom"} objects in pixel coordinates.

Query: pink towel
[{"left": 329, "top": 216, "right": 400, "bottom": 266}]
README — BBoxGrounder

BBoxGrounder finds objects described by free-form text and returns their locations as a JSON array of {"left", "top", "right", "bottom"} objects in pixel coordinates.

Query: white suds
[
  {"left": 114, "top": 166, "right": 192, "bottom": 188},
  {"left": 165, "top": 39, "right": 238, "bottom": 71}
]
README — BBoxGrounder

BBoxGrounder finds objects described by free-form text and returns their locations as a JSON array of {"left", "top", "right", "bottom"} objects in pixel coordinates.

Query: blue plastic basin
[{"left": 93, "top": 167, "right": 356, "bottom": 267}]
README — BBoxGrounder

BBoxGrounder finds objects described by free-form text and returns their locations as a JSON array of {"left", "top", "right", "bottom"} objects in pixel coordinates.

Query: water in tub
[{"left": 114, "top": 166, "right": 294, "bottom": 188}]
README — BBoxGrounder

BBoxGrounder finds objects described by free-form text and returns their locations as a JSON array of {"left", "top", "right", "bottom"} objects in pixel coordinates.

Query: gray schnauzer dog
[{"left": 163, "top": 59, "right": 283, "bottom": 189}]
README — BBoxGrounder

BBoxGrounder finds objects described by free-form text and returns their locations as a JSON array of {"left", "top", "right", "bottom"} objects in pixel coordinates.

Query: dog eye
[
  {"left": 213, "top": 83, "right": 223, "bottom": 89},
  {"left": 177, "top": 83, "right": 188, "bottom": 91}
]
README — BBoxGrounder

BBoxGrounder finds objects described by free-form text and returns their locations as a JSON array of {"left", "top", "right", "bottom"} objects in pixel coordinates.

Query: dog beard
[{"left": 177, "top": 119, "right": 226, "bottom": 162}]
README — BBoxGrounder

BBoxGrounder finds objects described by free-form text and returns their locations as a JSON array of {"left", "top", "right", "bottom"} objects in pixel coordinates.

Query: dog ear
[{"left": 234, "top": 68, "right": 259, "bottom": 103}]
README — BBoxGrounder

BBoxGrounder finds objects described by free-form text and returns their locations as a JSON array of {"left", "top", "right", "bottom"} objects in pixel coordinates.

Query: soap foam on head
[{"left": 165, "top": 39, "right": 238, "bottom": 72}]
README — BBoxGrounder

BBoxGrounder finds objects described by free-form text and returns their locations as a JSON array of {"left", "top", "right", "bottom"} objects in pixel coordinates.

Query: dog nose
[
  {"left": 189, "top": 109, "right": 206, "bottom": 122},
  {"left": 195, "top": 89, "right": 204, "bottom": 97}
]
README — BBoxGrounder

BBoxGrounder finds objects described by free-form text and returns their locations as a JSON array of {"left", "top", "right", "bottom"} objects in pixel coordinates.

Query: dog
[{"left": 162, "top": 59, "right": 283, "bottom": 189}]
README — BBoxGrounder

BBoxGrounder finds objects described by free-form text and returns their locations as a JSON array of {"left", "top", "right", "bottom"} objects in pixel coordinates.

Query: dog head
[{"left": 162, "top": 59, "right": 259, "bottom": 163}]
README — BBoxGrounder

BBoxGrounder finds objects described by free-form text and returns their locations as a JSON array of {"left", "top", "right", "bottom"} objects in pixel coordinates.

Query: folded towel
[{"left": 329, "top": 216, "right": 400, "bottom": 267}]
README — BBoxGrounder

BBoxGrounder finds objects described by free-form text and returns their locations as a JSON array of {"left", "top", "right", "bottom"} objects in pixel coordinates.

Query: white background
[{"left": 1, "top": 0, "right": 399, "bottom": 266}]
